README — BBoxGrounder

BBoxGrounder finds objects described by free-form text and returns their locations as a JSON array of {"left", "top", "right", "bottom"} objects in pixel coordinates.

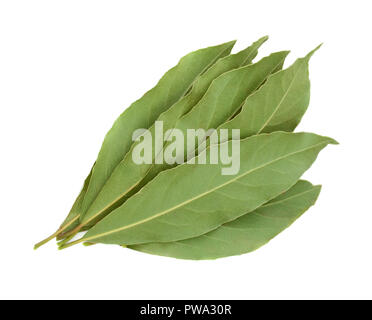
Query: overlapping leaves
[{"left": 35, "top": 37, "right": 336, "bottom": 260}]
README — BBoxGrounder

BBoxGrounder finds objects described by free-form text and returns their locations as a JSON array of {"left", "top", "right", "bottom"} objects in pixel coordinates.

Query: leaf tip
[
  {"left": 228, "top": 39, "right": 237, "bottom": 47},
  {"left": 259, "top": 35, "right": 269, "bottom": 43},
  {"left": 83, "top": 242, "right": 96, "bottom": 247},
  {"left": 313, "top": 184, "right": 322, "bottom": 193},
  {"left": 320, "top": 135, "right": 338, "bottom": 146},
  {"left": 306, "top": 43, "right": 323, "bottom": 59}
]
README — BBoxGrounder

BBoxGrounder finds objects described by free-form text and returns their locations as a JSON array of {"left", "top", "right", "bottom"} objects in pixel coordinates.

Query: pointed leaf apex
[
  {"left": 305, "top": 43, "right": 323, "bottom": 60},
  {"left": 258, "top": 35, "right": 269, "bottom": 43}
]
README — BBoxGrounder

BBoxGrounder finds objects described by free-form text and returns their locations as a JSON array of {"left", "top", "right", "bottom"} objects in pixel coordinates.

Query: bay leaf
[
  {"left": 77, "top": 37, "right": 268, "bottom": 226},
  {"left": 60, "top": 38, "right": 267, "bottom": 235},
  {"left": 61, "top": 131, "right": 336, "bottom": 248},
  {"left": 63, "top": 42, "right": 314, "bottom": 236},
  {"left": 130, "top": 180, "right": 321, "bottom": 260},
  {"left": 79, "top": 51, "right": 289, "bottom": 229},
  {"left": 35, "top": 41, "right": 236, "bottom": 247},
  {"left": 127, "top": 47, "right": 323, "bottom": 258},
  {"left": 217, "top": 45, "right": 321, "bottom": 143},
  {"left": 79, "top": 40, "right": 236, "bottom": 218}
]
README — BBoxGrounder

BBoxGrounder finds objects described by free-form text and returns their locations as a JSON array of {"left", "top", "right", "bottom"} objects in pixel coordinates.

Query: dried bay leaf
[
  {"left": 79, "top": 51, "right": 289, "bottom": 230},
  {"left": 62, "top": 40, "right": 262, "bottom": 236},
  {"left": 76, "top": 37, "right": 268, "bottom": 227},
  {"left": 79, "top": 41, "right": 236, "bottom": 219},
  {"left": 61, "top": 132, "right": 336, "bottom": 248},
  {"left": 64, "top": 43, "right": 315, "bottom": 236},
  {"left": 217, "top": 46, "right": 321, "bottom": 143},
  {"left": 35, "top": 40, "right": 337, "bottom": 258},
  {"left": 126, "top": 47, "right": 323, "bottom": 258},
  {"left": 35, "top": 41, "right": 236, "bottom": 247},
  {"left": 130, "top": 180, "right": 321, "bottom": 260},
  {"left": 138, "top": 51, "right": 290, "bottom": 191}
]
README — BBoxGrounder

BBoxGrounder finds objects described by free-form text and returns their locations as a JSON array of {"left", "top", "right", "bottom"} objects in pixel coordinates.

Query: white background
[{"left": 0, "top": 0, "right": 371, "bottom": 300}]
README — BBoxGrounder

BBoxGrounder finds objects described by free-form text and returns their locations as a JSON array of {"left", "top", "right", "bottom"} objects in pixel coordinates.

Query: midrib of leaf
[
  {"left": 256, "top": 59, "right": 307, "bottom": 134},
  {"left": 204, "top": 74, "right": 244, "bottom": 129},
  {"left": 81, "top": 140, "right": 328, "bottom": 244},
  {"left": 241, "top": 46, "right": 260, "bottom": 65}
]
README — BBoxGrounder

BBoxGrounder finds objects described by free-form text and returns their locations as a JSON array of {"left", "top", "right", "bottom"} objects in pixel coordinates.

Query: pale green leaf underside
[
  {"left": 79, "top": 37, "right": 269, "bottom": 226},
  {"left": 130, "top": 180, "right": 321, "bottom": 260},
  {"left": 79, "top": 40, "right": 236, "bottom": 220},
  {"left": 59, "top": 37, "right": 268, "bottom": 232},
  {"left": 82, "top": 51, "right": 289, "bottom": 226},
  {"left": 63, "top": 39, "right": 260, "bottom": 230},
  {"left": 218, "top": 46, "right": 320, "bottom": 143},
  {"left": 82, "top": 132, "right": 336, "bottom": 246}
]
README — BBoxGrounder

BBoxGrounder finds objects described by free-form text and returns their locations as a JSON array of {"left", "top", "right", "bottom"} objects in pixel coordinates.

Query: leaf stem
[
  {"left": 57, "top": 234, "right": 75, "bottom": 247},
  {"left": 59, "top": 223, "right": 84, "bottom": 239},
  {"left": 59, "top": 237, "right": 85, "bottom": 250},
  {"left": 56, "top": 216, "right": 80, "bottom": 240},
  {"left": 34, "top": 216, "right": 80, "bottom": 249},
  {"left": 34, "top": 229, "right": 61, "bottom": 250}
]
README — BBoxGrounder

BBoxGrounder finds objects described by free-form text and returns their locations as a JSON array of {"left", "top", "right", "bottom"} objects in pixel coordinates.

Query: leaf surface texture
[
  {"left": 130, "top": 180, "right": 321, "bottom": 259},
  {"left": 79, "top": 41, "right": 236, "bottom": 217},
  {"left": 82, "top": 51, "right": 289, "bottom": 226},
  {"left": 81, "top": 132, "right": 336, "bottom": 246}
]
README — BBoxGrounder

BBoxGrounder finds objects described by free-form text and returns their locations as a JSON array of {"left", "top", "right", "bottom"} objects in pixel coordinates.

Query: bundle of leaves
[{"left": 35, "top": 37, "right": 337, "bottom": 259}]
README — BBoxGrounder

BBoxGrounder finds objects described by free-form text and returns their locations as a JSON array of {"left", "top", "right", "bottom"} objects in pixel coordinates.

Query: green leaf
[
  {"left": 126, "top": 48, "right": 322, "bottom": 257},
  {"left": 130, "top": 180, "right": 321, "bottom": 260},
  {"left": 80, "top": 51, "right": 289, "bottom": 228},
  {"left": 78, "top": 38, "right": 268, "bottom": 226},
  {"left": 79, "top": 41, "right": 236, "bottom": 218},
  {"left": 60, "top": 39, "right": 264, "bottom": 233},
  {"left": 219, "top": 45, "right": 321, "bottom": 141},
  {"left": 152, "top": 36, "right": 268, "bottom": 129},
  {"left": 69, "top": 132, "right": 336, "bottom": 247},
  {"left": 134, "top": 51, "right": 289, "bottom": 199}
]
